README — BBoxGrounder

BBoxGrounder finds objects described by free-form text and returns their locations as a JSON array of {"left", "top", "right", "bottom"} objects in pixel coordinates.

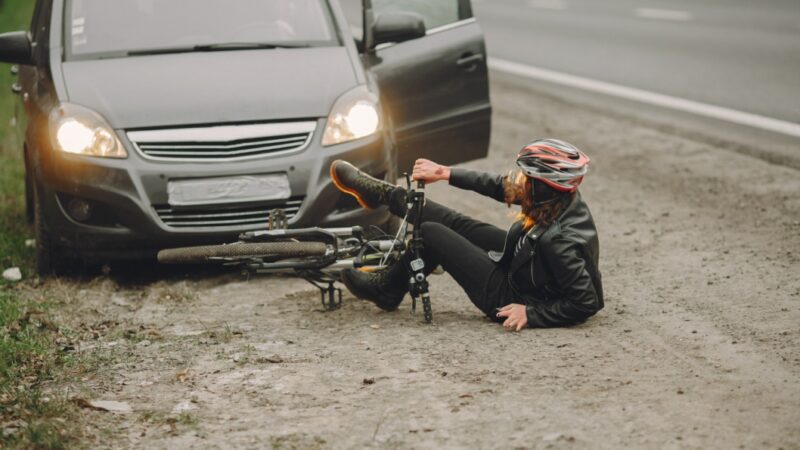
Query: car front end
[{"left": 32, "top": 0, "right": 394, "bottom": 261}]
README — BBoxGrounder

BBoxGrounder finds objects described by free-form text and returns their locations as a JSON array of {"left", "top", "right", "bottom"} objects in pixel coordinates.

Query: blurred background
[{"left": 474, "top": 0, "right": 800, "bottom": 123}]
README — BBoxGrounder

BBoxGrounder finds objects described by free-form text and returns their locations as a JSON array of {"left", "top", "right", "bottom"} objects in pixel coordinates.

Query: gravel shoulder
[{"left": 41, "top": 76, "right": 800, "bottom": 449}]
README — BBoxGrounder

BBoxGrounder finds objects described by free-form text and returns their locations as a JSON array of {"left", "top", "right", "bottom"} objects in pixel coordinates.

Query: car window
[
  {"left": 65, "top": 0, "right": 339, "bottom": 60},
  {"left": 339, "top": 0, "right": 364, "bottom": 40}
]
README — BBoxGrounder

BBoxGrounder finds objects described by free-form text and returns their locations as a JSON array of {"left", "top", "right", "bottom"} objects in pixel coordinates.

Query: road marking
[
  {"left": 528, "top": 0, "right": 567, "bottom": 11},
  {"left": 488, "top": 58, "right": 800, "bottom": 139},
  {"left": 635, "top": 8, "right": 692, "bottom": 21}
]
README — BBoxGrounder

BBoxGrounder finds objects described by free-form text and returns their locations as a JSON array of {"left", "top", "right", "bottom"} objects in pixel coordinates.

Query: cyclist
[{"left": 330, "top": 139, "right": 603, "bottom": 330}]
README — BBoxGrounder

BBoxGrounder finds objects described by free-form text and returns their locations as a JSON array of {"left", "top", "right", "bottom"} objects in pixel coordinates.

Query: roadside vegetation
[{"left": 0, "top": 1, "right": 92, "bottom": 448}]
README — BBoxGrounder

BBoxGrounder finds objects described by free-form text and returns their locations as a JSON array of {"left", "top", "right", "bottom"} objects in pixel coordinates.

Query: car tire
[
  {"left": 24, "top": 168, "right": 34, "bottom": 225},
  {"left": 32, "top": 182, "right": 69, "bottom": 277}
]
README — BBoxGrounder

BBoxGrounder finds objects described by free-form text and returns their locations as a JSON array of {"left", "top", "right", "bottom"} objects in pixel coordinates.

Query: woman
[{"left": 330, "top": 138, "right": 603, "bottom": 330}]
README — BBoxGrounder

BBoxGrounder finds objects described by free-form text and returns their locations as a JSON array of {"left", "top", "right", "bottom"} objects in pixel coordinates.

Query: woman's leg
[
  {"left": 416, "top": 199, "right": 507, "bottom": 253},
  {"left": 340, "top": 221, "right": 514, "bottom": 316},
  {"left": 418, "top": 222, "right": 515, "bottom": 317},
  {"left": 329, "top": 161, "right": 506, "bottom": 252}
]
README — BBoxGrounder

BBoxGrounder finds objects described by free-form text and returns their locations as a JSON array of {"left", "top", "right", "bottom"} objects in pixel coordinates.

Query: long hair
[{"left": 502, "top": 170, "right": 573, "bottom": 231}]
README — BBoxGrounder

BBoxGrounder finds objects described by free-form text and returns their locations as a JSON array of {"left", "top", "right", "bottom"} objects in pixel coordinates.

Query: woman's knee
[{"left": 420, "top": 222, "right": 449, "bottom": 243}]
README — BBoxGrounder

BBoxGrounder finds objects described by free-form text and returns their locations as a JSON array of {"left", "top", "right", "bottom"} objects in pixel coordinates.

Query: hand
[
  {"left": 496, "top": 304, "right": 528, "bottom": 331},
  {"left": 412, "top": 159, "right": 450, "bottom": 184}
]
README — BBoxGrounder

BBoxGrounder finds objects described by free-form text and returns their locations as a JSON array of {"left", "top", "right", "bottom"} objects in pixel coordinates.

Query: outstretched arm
[{"left": 412, "top": 159, "right": 509, "bottom": 204}]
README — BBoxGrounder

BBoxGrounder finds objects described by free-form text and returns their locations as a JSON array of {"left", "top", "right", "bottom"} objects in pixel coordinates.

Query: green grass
[
  {"left": 1, "top": 1, "right": 90, "bottom": 448},
  {"left": 0, "top": 0, "right": 35, "bottom": 275}
]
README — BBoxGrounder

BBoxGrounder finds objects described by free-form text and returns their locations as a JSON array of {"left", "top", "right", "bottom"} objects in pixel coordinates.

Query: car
[{"left": 0, "top": 0, "right": 491, "bottom": 275}]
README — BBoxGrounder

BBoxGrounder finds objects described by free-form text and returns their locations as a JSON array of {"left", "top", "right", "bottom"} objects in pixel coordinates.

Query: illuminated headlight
[
  {"left": 322, "top": 85, "right": 381, "bottom": 146},
  {"left": 49, "top": 103, "right": 127, "bottom": 158}
]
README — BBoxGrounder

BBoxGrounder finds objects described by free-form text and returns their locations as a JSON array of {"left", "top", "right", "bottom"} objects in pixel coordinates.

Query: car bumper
[{"left": 37, "top": 120, "right": 392, "bottom": 260}]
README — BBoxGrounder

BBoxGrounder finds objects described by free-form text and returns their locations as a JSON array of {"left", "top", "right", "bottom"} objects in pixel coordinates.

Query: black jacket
[{"left": 449, "top": 168, "right": 604, "bottom": 327}]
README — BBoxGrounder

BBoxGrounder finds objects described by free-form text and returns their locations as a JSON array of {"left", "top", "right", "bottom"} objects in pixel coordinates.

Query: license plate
[{"left": 167, "top": 174, "right": 291, "bottom": 206}]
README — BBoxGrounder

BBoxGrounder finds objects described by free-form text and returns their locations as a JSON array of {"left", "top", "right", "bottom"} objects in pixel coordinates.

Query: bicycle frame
[{"left": 182, "top": 176, "right": 434, "bottom": 322}]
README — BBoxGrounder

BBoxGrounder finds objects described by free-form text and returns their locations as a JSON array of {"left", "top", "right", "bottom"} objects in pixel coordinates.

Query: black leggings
[{"left": 412, "top": 200, "right": 517, "bottom": 319}]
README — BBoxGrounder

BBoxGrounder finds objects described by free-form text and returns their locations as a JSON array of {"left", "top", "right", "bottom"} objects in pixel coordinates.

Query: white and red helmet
[{"left": 516, "top": 139, "right": 590, "bottom": 193}]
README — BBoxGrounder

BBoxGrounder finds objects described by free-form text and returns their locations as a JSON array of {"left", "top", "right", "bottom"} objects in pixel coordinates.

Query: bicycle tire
[{"left": 157, "top": 241, "right": 328, "bottom": 264}]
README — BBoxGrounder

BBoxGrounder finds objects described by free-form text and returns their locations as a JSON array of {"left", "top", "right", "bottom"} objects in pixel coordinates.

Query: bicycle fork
[{"left": 405, "top": 176, "right": 433, "bottom": 323}]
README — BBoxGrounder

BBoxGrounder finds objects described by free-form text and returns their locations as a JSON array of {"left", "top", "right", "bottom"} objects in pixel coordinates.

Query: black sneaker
[
  {"left": 330, "top": 160, "right": 398, "bottom": 210},
  {"left": 341, "top": 266, "right": 408, "bottom": 311}
]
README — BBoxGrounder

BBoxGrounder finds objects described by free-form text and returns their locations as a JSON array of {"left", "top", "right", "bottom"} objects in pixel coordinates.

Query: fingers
[
  {"left": 496, "top": 309, "right": 510, "bottom": 318},
  {"left": 515, "top": 321, "right": 525, "bottom": 332},
  {"left": 411, "top": 159, "right": 444, "bottom": 183},
  {"left": 499, "top": 304, "right": 514, "bottom": 311}
]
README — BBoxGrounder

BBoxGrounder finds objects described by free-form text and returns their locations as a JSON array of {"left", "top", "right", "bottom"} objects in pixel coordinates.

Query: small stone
[
  {"left": 24, "top": 239, "right": 35, "bottom": 248},
  {"left": 2, "top": 267, "right": 22, "bottom": 282},
  {"left": 87, "top": 400, "right": 132, "bottom": 414}
]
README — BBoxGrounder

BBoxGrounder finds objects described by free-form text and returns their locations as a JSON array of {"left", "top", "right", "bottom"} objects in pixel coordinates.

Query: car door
[{"left": 341, "top": 0, "right": 491, "bottom": 171}]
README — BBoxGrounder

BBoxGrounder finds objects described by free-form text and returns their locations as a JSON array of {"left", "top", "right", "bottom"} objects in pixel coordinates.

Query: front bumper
[{"left": 37, "top": 119, "right": 392, "bottom": 260}]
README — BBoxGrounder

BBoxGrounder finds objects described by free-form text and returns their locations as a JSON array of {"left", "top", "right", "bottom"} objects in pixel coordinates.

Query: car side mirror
[
  {"left": 0, "top": 31, "right": 33, "bottom": 65},
  {"left": 371, "top": 12, "right": 426, "bottom": 48}
]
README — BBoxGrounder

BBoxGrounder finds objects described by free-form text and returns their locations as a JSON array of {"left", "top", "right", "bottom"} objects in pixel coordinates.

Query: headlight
[
  {"left": 321, "top": 85, "right": 381, "bottom": 146},
  {"left": 49, "top": 103, "right": 127, "bottom": 158}
]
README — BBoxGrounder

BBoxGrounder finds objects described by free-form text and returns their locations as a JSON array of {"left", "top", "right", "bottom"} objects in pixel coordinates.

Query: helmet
[{"left": 516, "top": 138, "right": 590, "bottom": 193}]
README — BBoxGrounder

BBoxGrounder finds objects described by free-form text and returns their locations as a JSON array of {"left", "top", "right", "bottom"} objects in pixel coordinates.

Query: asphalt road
[{"left": 473, "top": 0, "right": 800, "bottom": 123}]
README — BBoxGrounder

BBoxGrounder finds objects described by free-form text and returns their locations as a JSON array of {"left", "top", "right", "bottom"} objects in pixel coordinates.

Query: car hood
[{"left": 61, "top": 47, "right": 358, "bottom": 129}]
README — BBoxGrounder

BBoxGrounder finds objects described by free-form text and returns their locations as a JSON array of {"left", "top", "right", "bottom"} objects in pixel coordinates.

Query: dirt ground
[{"left": 37, "top": 76, "right": 799, "bottom": 449}]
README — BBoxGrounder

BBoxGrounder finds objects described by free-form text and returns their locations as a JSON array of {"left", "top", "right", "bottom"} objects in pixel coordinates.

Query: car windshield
[{"left": 65, "top": 0, "right": 338, "bottom": 60}]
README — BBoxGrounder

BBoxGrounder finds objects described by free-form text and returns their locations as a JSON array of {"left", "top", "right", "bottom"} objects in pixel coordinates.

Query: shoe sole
[{"left": 329, "top": 161, "right": 374, "bottom": 210}]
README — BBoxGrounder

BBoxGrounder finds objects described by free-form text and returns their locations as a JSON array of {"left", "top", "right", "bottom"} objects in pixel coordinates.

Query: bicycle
[{"left": 157, "top": 176, "right": 435, "bottom": 322}]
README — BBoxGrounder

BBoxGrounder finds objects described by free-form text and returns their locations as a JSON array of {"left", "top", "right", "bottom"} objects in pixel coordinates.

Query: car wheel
[
  {"left": 24, "top": 169, "right": 34, "bottom": 225},
  {"left": 32, "top": 182, "right": 68, "bottom": 277}
]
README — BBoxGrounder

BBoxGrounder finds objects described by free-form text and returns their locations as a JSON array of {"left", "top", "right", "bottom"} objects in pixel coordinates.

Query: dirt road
[{"left": 45, "top": 76, "right": 800, "bottom": 449}]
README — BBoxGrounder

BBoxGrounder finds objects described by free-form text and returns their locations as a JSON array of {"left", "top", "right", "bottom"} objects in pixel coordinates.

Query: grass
[
  {"left": 0, "top": 0, "right": 34, "bottom": 275},
  {"left": 0, "top": 1, "right": 91, "bottom": 448}
]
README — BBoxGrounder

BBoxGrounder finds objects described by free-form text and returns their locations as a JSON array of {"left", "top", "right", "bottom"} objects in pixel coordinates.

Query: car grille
[
  {"left": 154, "top": 198, "right": 303, "bottom": 229},
  {"left": 127, "top": 122, "right": 316, "bottom": 162}
]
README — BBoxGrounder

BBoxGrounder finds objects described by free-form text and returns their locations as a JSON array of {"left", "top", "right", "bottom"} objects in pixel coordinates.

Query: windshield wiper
[
  {"left": 196, "top": 42, "right": 311, "bottom": 50},
  {"left": 127, "top": 42, "right": 310, "bottom": 57}
]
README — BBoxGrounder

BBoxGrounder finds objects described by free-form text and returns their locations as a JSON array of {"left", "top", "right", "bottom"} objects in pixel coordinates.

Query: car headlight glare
[
  {"left": 50, "top": 104, "right": 127, "bottom": 158},
  {"left": 322, "top": 86, "right": 381, "bottom": 146}
]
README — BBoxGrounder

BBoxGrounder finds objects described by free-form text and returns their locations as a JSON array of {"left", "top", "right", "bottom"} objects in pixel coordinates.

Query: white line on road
[
  {"left": 488, "top": 58, "right": 800, "bottom": 139},
  {"left": 528, "top": 0, "right": 567, "bottom": 11},
  {"left": 635, "top": 8, "right": 693, "bottom": 21}
]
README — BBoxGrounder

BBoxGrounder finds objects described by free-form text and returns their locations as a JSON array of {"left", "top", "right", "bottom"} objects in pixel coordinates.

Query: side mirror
[
  {"left": 371, "top": 12, "right": 426, "bottom": 48},
  {"left": 0, "top": 31, "right": 33, "bottom": 65}
]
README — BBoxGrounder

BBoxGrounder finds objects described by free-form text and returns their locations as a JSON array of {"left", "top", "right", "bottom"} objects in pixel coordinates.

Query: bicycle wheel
[{"left": 157, "top": 241, "right": 328, "bottom": 264}]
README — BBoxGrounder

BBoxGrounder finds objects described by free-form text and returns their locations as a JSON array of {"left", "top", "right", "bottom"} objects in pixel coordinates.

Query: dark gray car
[{"left": 0, "top": 0, "right": 491, "bottom": 274}]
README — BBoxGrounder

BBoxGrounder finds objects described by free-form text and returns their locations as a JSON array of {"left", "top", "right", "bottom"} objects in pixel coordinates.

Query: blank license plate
[{"left": 167, "top": 174, "right": 291, "bottom": 206}]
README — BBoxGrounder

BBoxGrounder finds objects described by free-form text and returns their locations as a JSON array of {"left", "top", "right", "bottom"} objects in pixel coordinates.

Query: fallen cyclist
[{"left": 330, "top": 139, "right": 603, "bottom": 330}]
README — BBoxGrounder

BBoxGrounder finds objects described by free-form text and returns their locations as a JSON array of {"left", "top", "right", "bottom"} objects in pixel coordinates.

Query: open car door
[{"left": 347, "top": 0, "right": 491, "bottom": 171}]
